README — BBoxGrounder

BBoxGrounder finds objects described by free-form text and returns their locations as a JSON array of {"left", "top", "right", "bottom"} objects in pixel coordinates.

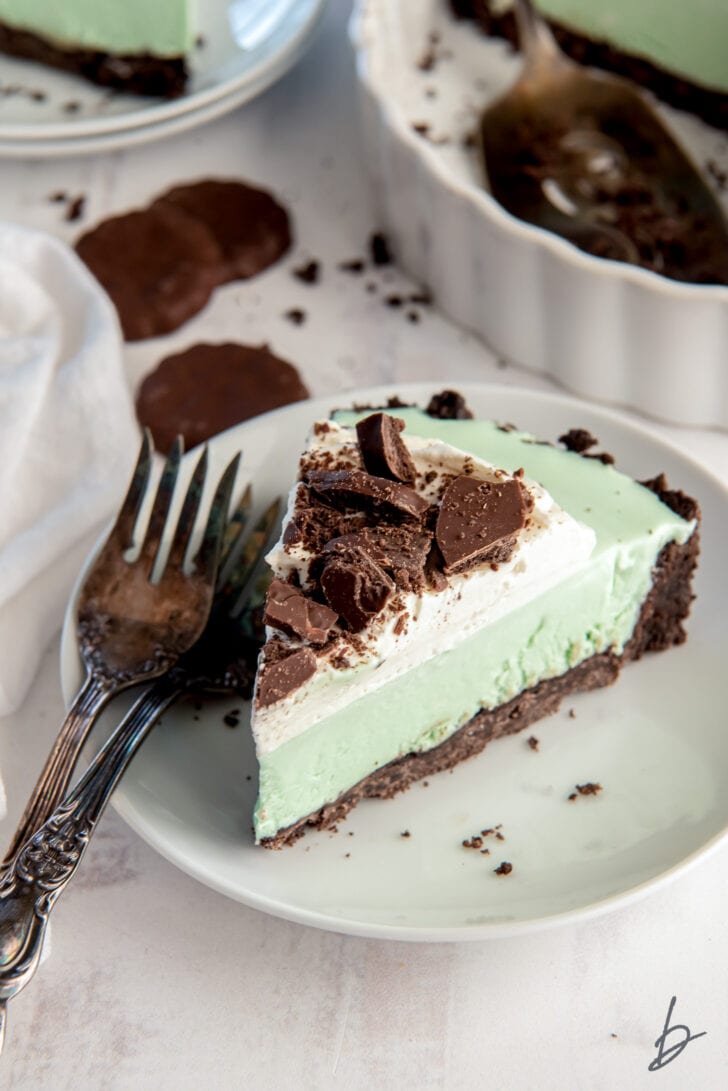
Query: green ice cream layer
[
  {"left": 0, "top": 0, "right": 191, "bottom": 57},
  {"left": 535, "top": 0, "right": 728, "bottom": 94},
  {"left": 254, "top": 411, "right": 694, "bottom": 841}
]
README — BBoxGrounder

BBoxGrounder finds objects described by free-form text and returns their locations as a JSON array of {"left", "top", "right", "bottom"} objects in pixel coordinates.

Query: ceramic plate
[
  {"left": 0, "top": 0, "right": 326, "bottom": 147},
  {"left": 60, "top": 383, "right": 728, "bottom": 940}
]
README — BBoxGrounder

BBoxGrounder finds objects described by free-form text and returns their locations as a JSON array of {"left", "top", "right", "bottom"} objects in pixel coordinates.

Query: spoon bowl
[{"left": 478, "top": 0, "right": 728, "bottom": 285}]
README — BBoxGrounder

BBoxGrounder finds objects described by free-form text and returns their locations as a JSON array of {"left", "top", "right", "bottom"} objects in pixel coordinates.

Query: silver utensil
[
  {"left": 2, "top": 435, "right": 246, "bottom": 873},
  {"left": 478, "top": 0, "right": 728, "bottom": 283},
  {"left": 0, "top": 495, "right": 279, "bottom": 1054}
]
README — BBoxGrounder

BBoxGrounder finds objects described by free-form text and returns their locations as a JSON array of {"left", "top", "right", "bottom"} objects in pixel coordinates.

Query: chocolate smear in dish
[
  {"left": 264, "top": 579, "right": 338, "bottom": 645},
  {"left": 136, "top": 342, "right": 309, "bottom": 452},
  {"left": 436, "top": 476, "right": 528, "bottom": 574},
  {"left": 153, "top": 179, "right": 292, "bottom": 284},
  {"left": 356, "top": 413, "right": 417, "bottom": 484},
  {"left": 306, "top": 468, "right": 429, "bottom": 522},
  {"left": 75, "top": 203, "right": 223, "bottom": 341}
]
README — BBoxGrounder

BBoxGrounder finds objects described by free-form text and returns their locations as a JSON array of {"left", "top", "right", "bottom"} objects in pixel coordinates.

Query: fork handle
[
  {"left": 0, "top": 673, "right": 183, "bottom": 1018},
  {"left": 1, "top": 674, "right": 110, "bottom": 873}
]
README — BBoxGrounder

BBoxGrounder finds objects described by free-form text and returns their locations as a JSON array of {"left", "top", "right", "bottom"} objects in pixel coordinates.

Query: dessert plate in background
[
  {"left": 0, "top": 0, "right": 327, "bottom": 151},
  {"left": 60, "top": 383, "right": 728, "bottom": 941}
]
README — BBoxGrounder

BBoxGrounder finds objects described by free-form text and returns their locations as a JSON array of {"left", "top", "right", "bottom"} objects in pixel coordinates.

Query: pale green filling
[
  {"left": 534, "top": 0, "right": 728, "bottom": 93},
  {"left": 0, "top": 0, "right": 191, "bottom": 57},
  {"left": 255, "top": 412, "right": 694, "bottom": 840}
]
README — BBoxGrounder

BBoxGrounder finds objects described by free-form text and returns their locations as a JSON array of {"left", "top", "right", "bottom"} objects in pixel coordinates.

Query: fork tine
[
  {"left": 217, "top": 484, "right": 252, "bottom": 582},
  {"left": 220, "top": 497, "right": 281, "bottom": 610},
  {"left": 141, "top": 436, "right": 183, "bottom": 573},
  {"left": 108, "top": 429, "right": 152, "bottom": 551},
  {"left": 193, "top": 453, "right": 241, "bottom": 584},
  {"left": 165, "top": 446, "right": 209, "bottom": 571}
]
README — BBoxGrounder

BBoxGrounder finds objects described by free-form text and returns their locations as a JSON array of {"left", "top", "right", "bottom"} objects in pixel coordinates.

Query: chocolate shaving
[
  {"left": 306, "top": 468, "right": 429, "bottom": 522},
  {"left": 559, "top": 428, "right": 598, "bottom": 453},
  {"left": 435, "top": 476, "right": 527, "bottom": 575},
  {"left": 264, "top": 579, "right": 338, "bottom": 644},
  {"left": 256, "top": 647, "right": 316, "bottom": 708},
  {"left": 356, "top": 413, "right": 417, "bottom": 484},
  {"left": 320, "top": 546, "right": 394, "bottom": 632}
]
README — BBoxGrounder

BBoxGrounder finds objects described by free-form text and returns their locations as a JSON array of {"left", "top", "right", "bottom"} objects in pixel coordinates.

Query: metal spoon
[{"left": 478, "top": 0, "right": 728, "bottom": 284}]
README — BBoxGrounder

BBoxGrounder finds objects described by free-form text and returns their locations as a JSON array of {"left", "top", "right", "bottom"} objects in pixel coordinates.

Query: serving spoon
[{"left": 478, "top": 0, "right": 728, "bottom": 284}]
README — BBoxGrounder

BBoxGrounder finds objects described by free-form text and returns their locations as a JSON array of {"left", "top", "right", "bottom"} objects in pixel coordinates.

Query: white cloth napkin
[{"left": 0, "top": 222, "right": 139, "bottom": 719}]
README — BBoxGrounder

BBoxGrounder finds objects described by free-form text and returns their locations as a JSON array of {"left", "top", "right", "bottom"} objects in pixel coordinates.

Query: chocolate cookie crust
[
  {"left": 260, "top": 481, "right": 700, "bottom": 848},
  {"left": 0, "top": 22, "right": 187, "bottom": 97}
]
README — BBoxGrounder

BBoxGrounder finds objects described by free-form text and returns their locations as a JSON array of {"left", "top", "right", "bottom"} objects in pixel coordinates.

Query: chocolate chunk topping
[
  {"left": 426, "top": 390, "right": 474, "bottom": 420},
  {"left": 435, "top": 476, "right": 527, "bottom": 575},
  {"left": 264, "top": 579, "right": 337, "bottom": 644},
  {"left": 322, "top": 525, "right": 432, "bottom": 593},
  {"left": 355, "top": 413, "right": 417, "bottom": 484},
  {"left": 256, "top": 647, "right": 317, "bottom": 708},
  {"left": 135, "top": 342, "right": 309, "bottom": 452},
  {"left": 306, "top": 469, "right": 429, "bottom": 522},
  {"left": 320, "top": 546, "right": 394, "bottom": 632}
]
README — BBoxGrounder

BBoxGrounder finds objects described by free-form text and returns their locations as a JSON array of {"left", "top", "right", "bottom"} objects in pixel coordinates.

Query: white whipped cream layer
[{"left": 253, "top": 423, "right": 596, "bottom": 755}]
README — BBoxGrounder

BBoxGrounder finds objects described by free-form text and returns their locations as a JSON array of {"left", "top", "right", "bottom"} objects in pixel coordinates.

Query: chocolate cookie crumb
[
  {"left": 494, "top": 861, "right": 513, "bottom": 876},
  {"left": 370, "top": 231, "right": 393, "bottom": 266},
  {"left": 284, "top": 308, "right": 307, "bottom": 325},
  {"left": 292, "top": 259, "right": 320, "bottom": 284},
  {"left": 568, "top": 782, "right": 602, "bottom": 800},
  {"left": 223, "top": 711, "right": 240, "bottom": 728},
  {"left": 400, "top": 830, "right": 411, "bottom": 838},
  {"left": 527, "top": 735, "right": 539, "bottom": 750},
  {"left": 338, "top": 258, "right": 365, "bottom": 274},
  {"left": 568, "top": 708, "right": 576, "bottom": 719},
  {"left": 65, "top": 194, "right": 86, "bottom": 223}
]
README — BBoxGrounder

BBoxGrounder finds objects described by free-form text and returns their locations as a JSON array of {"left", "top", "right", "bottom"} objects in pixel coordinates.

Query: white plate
[
  {"left": 0, "top": 0, "right": 326, "bottom": 147},
  {"left": 60, "top": 382, "right": 728, "bottom": 941}
]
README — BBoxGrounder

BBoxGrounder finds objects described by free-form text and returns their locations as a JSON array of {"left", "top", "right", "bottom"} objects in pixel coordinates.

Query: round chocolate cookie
[
  {"left": 75, "top": 203, "right": 223, "bottom": 341},
  {"left": 136, "top": 342, "right": 309, "bottom": 451},
  {"left": 153, "top": 179, "right": 292, "bottom": 283}
]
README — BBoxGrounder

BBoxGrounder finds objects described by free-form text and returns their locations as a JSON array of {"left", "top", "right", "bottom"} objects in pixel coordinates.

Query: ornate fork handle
[{"left": 0, "top": 671, "right": 185, "bottom": 1032}]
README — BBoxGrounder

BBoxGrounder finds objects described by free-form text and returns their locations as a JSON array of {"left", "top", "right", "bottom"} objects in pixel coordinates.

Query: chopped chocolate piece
[
  {"left": 320, "top": 546, "right": 394, "bottom": 632},
  {"left": 264, "top": 578, "right": 338, "bottom": 644},
  {"left": 426, "top": 390, "right": 473, "bottom": 420},
  {"left": 435, "top": 476, "right": 527, "bottom": 574},
  {"left": 322, "top": 525, "right": 432, "bottom": 593},
  {"left": 356, "top": 413, "right": 417, "bottom": 485},
  {"left": 256, "top": 647, "right": 317, "bottom": 708},
  {"left": 284, "top": 308, "right": 306, "bottom": 325},
  {"left": 292, "top": 259, "right": 320, "bottom": 284},
  {"left": 135, "top": 342, "right": 309, "bottom": 452},
  {"left": 559, "top": 428, "right": 598, "bottom": 454},
  {"left": 369, "top": 231, "right": 393, "bottom": 266},
  {"left": 306, "top": 469, "right": 429, "bottom": 522},
  {"left": 153, "top": 179, "right": 291, "bottom": 285},
  {"left": 494, "top": 861, "right": 513, "bottom": 876}
]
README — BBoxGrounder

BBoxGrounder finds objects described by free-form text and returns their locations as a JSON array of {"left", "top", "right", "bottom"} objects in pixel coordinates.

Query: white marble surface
[{"left": 1, "top": 3, "right": 728, "bottom": 1087}]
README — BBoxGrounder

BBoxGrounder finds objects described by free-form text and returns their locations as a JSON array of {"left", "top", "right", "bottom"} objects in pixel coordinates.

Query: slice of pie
[
  {"left": 251, "top": 398, "right": 699, "bottom": 847},
  {"left": 0, "top": 1, "right": 192, "bottom": 97}
]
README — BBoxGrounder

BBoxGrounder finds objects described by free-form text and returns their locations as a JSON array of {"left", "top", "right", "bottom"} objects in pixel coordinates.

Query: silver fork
[
  {"left": 2, "top": 433, "right": 240, "bottom": 873},
  {"left": 0, "top": 496, "right": 279, "bottom": 1055}
]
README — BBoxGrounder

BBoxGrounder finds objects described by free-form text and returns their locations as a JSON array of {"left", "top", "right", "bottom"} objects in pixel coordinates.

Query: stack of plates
[{"left": 0, "top": 0, "right": 327, "bottom": 157}]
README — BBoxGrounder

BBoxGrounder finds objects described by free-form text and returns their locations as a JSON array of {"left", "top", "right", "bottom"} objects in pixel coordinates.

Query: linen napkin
[{"left": 0, "top": 222, "right": 139, "bottom": 719}]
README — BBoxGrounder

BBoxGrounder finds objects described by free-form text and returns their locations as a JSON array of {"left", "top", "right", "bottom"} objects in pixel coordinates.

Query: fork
[
  {"left": 2, "top": 433, "right": 236, "bottom": 872},
  {"left": 0, "top": 496, "right": 279, "bottom": 1054}
]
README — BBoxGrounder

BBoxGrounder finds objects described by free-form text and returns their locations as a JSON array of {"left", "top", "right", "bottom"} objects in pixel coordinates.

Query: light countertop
[{"left": 1, "top": 4, "right": 727, "bottom": 1087}]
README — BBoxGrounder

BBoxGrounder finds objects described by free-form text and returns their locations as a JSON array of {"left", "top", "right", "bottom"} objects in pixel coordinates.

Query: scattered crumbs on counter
[
  {"left": 292, "top": 259, "right": 320, "bottom": 284},
  {"left": 369, "top": 231, "right": 393, "bottom": 266},
  {"left": 284, "top": 307, "right": 307, "bottom": 325},
  {"left": 568, "top": 782, "right": 602, "bottom": 801},
  {"left": 494, "top": 861, "right": 513, "bottom": 876},
  {"left": 65, "top": 194, "right": 86, "bottom": 223},
  {"left": 400, "top": 830, "right": 411, "bottom": 839},
  {"left": 568, "top": 708, "right": 576, "bottom": 719},
  {"left": 223, "top": 709, "right": 241, "bottom": 728},
  {"left": 527, "top": 735, "right": 539, "bottom": 751}
]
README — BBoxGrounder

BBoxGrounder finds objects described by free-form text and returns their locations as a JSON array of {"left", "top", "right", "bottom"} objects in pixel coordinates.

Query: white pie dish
[{"left": 351, "top": 0, "right": 728, "bottom": 428}]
